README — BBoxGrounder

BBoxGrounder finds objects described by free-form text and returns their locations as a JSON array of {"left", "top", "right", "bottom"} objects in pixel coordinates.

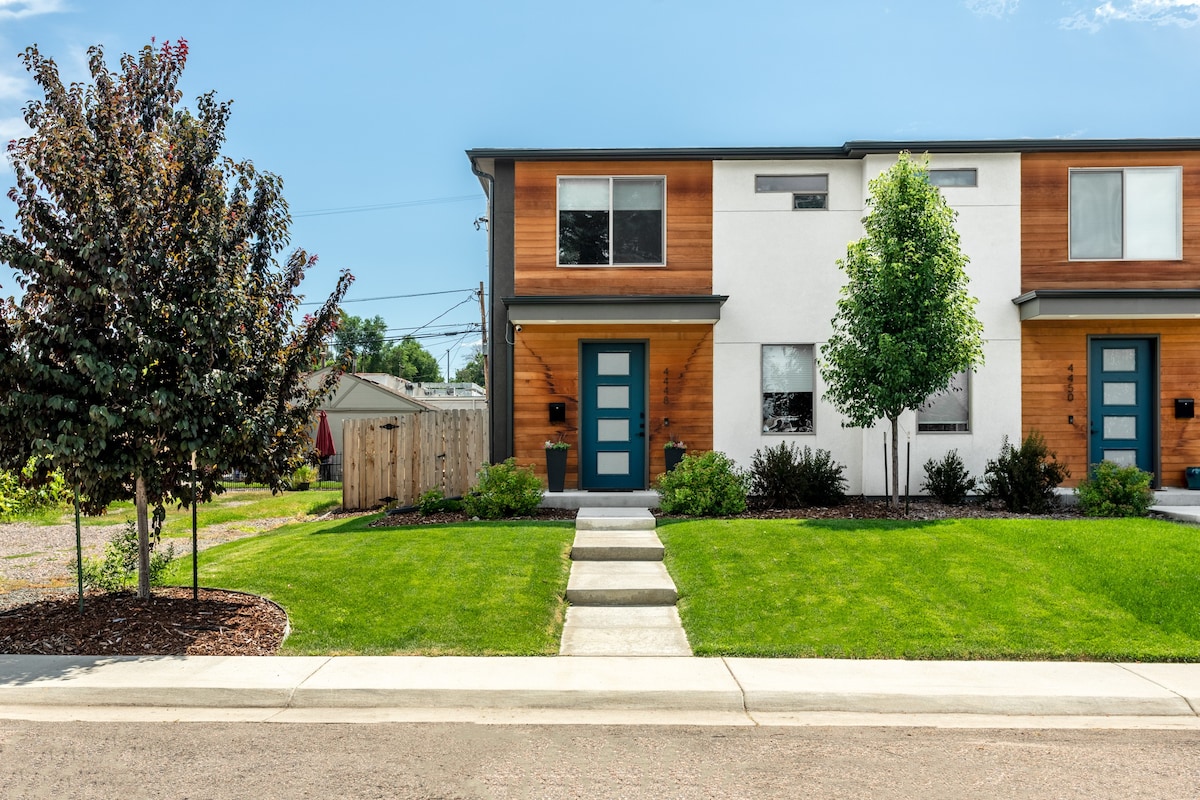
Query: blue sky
[{"left": 1, "top": 0, "right": 1198, "bottom": 375}]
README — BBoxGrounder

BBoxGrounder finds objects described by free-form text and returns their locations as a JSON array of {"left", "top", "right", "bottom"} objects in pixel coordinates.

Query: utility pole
[{"left": 478, "top": 280, "right": 489, "bottom": 397}]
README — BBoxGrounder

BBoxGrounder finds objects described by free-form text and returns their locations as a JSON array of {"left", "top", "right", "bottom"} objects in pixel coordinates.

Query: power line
[
  {"left": 299, "top": 288, "right": 475, "bottom": 307},
  {"left": 294, "top": 194, "right": 480, "bottom": 218}
]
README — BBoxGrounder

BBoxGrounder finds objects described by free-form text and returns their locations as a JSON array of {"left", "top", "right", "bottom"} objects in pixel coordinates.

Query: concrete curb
[{"left": 4, "top": 655, "right": 1200, "bottom": 718}]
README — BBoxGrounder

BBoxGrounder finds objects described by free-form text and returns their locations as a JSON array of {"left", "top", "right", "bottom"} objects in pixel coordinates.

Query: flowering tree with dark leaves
[{"left": 0, "top": 40, "right": 350, "bottom": 597}]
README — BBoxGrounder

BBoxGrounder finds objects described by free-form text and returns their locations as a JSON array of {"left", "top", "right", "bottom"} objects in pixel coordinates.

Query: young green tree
[
  {"left": 332, "top": 312, "right": 386, "bottom": 372},
  {"left": 453, "top": 347, "right": 486, "bottom": 386},
  {"left": 394, "top": 335, "right": 442, "bottom": 382},
  {"left": 0, "top": 40, "right": 350, "bottom": 598},
  {"left": 819, "top": 153, "right": 984, "bottom": 508}
]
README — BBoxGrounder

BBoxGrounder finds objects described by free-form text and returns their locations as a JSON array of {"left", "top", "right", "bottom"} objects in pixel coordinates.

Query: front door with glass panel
[
  {"left": 1088, "top": 338, "right": 1155, "bottom": 475},
  {"left": 581, "top": 342, "right": 646, "bottom": 490}
]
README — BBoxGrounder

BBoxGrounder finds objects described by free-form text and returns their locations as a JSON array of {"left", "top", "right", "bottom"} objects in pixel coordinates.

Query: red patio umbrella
[{"left": 315, "top": 410, "right": 337, "bottom": 458}]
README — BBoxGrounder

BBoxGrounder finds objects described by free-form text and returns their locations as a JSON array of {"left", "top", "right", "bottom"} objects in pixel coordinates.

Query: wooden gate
[{"left": 341, "top": 410, "right": 489, "bottom": 510}]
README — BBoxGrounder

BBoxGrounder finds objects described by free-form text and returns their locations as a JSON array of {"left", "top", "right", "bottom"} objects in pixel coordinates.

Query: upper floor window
[
  {"left": 928, "top": 168, "right": 977, "bottom": 188},
  {"left": 1069, "top": 167, "right": 1182, "bottom": 260},
  {"left": 558, "top": 177, "right": 665, "bottom": 266},
  {"left": 918, "top": 371, "right": 970, "bottom": 433},
  {"left": 762, "top": 344, "right": 815, "bottom": 433},
  {"left": 755, "top": 174, "right": 828, "bottom": 209}
]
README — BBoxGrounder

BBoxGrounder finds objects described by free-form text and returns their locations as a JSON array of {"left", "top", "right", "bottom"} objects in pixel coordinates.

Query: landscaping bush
[
  {"left": 417, "top": 488, "right": 463, "bottom": 516},
  {"left": 921, "top": 449, "right": 977, "bottom": 505},
  {"left": 655, "top": 450, "right": 749, "bottom": 516},
  {"left": 982, "top": 432, "right": 1070, "bottom": 513},
  {"left": 0, "top": 463, "right": 67, "bottom": 520},
  {"left": 462, "top": 459, "right": 543, "bottom": 519},
  {"left": 1075, "top": 461, "right": 1155, "bottom": 517},
  {"left": 79, "top": 521, "right": 174, "bottom": 592},
  {"left": 748, "top": 442, "right": 846, "bottom": 508}
]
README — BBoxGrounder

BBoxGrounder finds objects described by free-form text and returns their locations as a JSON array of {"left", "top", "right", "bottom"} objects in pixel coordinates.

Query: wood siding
[
  {"left": 1022, "top": 151, "right": 1200, "bottom": 291},
  {"left": 513, "top": 161, "right": 713, "bottom": 296},
  {"left": 1021, "top": 319, "right": 1200, "bottom": 487},
  {"left": 513, "top": 324, "right": 713, "bottom": 487}
]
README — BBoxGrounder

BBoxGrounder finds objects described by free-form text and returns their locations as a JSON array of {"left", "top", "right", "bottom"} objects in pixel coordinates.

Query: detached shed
[{"left": 307, "top": 368, "right": 434, "bottom": 455}]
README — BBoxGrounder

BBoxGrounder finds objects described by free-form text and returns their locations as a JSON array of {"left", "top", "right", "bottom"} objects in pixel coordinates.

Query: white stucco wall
[{"left": 713, "top": 153, "right": 1022, "bottom": 496}]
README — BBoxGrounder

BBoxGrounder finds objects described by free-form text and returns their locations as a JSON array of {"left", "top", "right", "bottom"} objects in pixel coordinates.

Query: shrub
[
  {"left": 655, "top": 450, "right": 749, "bottom": 516},
  {"left": 463, "top": 459, "right": 543, "bottom": 519},
  {"left": 416, "top": 488, "right": 463, "bottom": 516},
  {"left": 921, "top": 449, "right": 977, "bottom": 505},
  {"left": 748, "top": 442, "right": 847, "bottom": 509},
  {"left": 981, "top": 432, "right": 1070, "bottom": 513},
  {"left": 288, "top": 464, "right": 318, "bottom": 489},
  {"left": 79, "top": 522, "right": 175, "bottom": 592},
  {"left": 1075, "top": 461, "right": 1155, "bottom": 517},
  {"left": 0, "top": 463, "right": 67, "bottom": 521}
]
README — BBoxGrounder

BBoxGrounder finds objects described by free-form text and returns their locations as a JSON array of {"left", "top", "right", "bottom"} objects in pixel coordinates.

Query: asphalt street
[{"left": 2, "top": 720, "right": 1199, "bottom": 799}]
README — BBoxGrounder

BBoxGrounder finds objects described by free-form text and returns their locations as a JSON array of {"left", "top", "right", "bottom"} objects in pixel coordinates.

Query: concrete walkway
[
  {"left": 560, "top": 508, "right": 691, "bottom": 657},
  {"left": 3, "top": 655, "right": 1200, "bottom": 727}
]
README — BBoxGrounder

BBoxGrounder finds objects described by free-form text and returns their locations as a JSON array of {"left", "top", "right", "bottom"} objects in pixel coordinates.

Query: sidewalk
[{"left": 3, "top": 654, "right": 1199, "bottom": 727}]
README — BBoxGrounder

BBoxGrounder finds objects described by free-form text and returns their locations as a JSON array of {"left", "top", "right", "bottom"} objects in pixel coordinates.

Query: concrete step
[
  {"left": 1151, "top": 506, "right": 1200, "bottom": 524},
  {"left": 560, "top": 606, "right": 692, "bottom": 656},
  {"left": 541, "top": 491, "right": 661, "bottom": 510},
  {"left": 572, "top": 530, "right": 664, "bottom": 561},
  {"left": 575, "top": 507, "right": 657, "bottom": 531},
  {"left": 1154, "top": 488, "right": 1200, "bottom": 507},
  {"left": 565, "top": 561, "right": 678, "bottom": 606}
]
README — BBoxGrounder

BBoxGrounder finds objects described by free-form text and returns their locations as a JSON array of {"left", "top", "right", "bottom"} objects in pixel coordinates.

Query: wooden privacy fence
[{"left": 341, "top": 410, "right": 489, "bottom": 511}]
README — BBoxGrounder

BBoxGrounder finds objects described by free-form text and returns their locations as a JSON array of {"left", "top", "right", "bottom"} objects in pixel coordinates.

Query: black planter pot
[
  {"left": 546, "top": 448, "right": 568, "bottom": 492},
  {"left": 665, "top": 447, "right": 686, "bottom": 472},
  {"left": 1187, "top": 466, "right": 1200, "bottom": 490}
]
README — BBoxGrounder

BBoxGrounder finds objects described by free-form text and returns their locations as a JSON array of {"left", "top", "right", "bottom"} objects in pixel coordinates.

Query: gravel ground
[{"left": 0, "top": 515, "right": 300, "bottom": 612}]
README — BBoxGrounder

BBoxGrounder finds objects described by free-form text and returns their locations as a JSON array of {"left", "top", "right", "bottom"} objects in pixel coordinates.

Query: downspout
[{"left": 469, "top": 157, "right": 506, "bottom": 464}]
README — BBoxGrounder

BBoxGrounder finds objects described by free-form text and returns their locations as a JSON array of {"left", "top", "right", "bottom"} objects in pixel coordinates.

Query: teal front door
[
  {"left": 580, "top": 342, "right": 647, "bottom": 489},
  {"left": 1088, "top": 337, "right": 1156, "bottom": 476}
]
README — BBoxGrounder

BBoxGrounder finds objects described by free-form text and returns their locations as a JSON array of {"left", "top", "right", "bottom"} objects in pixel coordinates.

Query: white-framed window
[
  {"left": 762, "top": 344, "right": 815, "bottom": 433},
  {"left": 928, "top": 168, "right": 977, "bottom": 188},
  {"left": 755, "top": 174, "right": 828, "bottom": 209},
  {"left": 1069, "top": 167, "right": 1182, "bottom": 260},
  {"left": 918, "top": 371, "right": 970, "bottom": 433},
  {"left": 557, "top": 176, "right": 665, "bottom": 266}
]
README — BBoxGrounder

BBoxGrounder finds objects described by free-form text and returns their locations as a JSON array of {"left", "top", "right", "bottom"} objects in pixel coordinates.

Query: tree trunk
[
  {"left": 889, "top": 415, "right": 900, "bottom": 509},
  {"left": 135, "top": 475, "right": 151, "bottom": 599}
]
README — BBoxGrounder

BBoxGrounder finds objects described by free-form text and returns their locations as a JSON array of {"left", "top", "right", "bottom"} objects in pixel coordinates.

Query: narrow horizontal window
[
  {"left": 756, "top": 174, "right": 828, "bottom": 210},
  {"left": 928, "top": 168, "right": 977, "bottom": 188}
]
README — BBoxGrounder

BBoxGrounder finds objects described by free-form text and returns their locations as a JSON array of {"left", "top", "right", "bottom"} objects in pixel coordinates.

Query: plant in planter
[
  {"left": 544, "top": 439, "right": 570, "bottom": 492},
  {"left": 289, "top": 464, "right": 318, "bottom": 491},
  {"left": 664, "top": 440, "right": 687, "bottom": 472}
]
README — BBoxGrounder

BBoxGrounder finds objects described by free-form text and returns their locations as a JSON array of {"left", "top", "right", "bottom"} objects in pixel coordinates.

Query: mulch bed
[{"left": 0, "top": 587, "right": 288, "bottom": 657}]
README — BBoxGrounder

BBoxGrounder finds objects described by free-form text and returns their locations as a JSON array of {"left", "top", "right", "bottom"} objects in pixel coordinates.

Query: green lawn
[
  {"left": 163, "top": 515, "right": 574, "bottom": 655},
  {"left": 659, "top": 517, "right": 1200, "bottom": 661},
  {"left": 42, "top": 489, "right": 341, "bottom": 538}
]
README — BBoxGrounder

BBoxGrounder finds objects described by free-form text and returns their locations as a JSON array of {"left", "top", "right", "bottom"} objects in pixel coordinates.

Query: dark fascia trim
[
  {"left": 466, "top": 139, "right": 1200, "bottom": 163},
  {"left": 503, "top": 294, "right": 728, "bottom": 324},
  {"left": 1013, "top": 289, "right": 1200, "bottom": 320}
]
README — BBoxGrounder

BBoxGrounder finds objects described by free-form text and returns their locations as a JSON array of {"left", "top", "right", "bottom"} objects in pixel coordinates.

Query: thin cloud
[
  {"left": 1062, "top": 0, "right": 1200, "bottom": 31},
  {"left": 0, "top": 0, "right": 64, "bottom": 20},
  {"left": 965, "top": 0, "right": 1020, "bottom": 17}
]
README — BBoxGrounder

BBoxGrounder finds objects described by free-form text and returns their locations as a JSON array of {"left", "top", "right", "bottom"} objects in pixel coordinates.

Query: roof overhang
[
  {"left": 503, "top": 295, "right": 728, "bottom": 325},
  {"left": 1013, "top": 289, "right": 1200, "bottom": 320}
]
